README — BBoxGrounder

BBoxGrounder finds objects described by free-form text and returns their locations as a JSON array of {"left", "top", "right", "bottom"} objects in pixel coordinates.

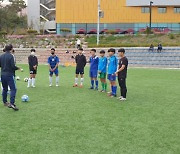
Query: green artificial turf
[{"left": 0, "top": 65, "right": 180, "bottom": 154}]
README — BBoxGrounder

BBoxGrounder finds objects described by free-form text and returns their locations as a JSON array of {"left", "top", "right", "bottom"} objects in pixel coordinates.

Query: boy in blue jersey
[
  {"left": 98, "top": 50, "right": 108, "bottom": 92},
  {"left": 48, "top": 48, "right": 60, "bottom": 87},
  {"left": 89, "top": 49, "right": 99, "bottom": 90},
  {"left": 107, "top": 48, "right": 118, "bottom": 97}
]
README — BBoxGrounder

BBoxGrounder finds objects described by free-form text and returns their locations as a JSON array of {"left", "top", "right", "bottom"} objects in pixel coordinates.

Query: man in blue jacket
[{"left": 0, "top": 44, "right": 20, "bottom": 111}]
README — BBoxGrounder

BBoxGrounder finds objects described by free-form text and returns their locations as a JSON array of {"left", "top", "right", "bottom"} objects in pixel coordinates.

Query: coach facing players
[{"left": 0, "top": 44, "right": 21, "bottom": 111}]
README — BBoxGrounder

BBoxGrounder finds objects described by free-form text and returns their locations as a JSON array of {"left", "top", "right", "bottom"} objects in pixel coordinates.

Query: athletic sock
[
  {"left": 91, "top": 80, "right": 94, "bottom": 88},
  {"left": 80, "top": 78, "right": 84, "bottom": 86},
  {"left": 32, "top": 78, "right": 35, "bottom": 86},
  {"left": 56, "top": 76, "right": 59, "bottom": 85},
  {"left": 104, "top": 83, "right": 107, "bottom": 91},
  {"left": 101, "top": 82, "right": 104, "bottom": 90},
  {"left": 111, "top": 86, "right": 113, "bottom": 94},
  {"left": 95, "top": 80, "right": 98, "bottom": 88},
  {"left": 49, "top": 76, "right": 52, "bottom": 85},
  {"left": 112, "top": 86, "right": 117, "bottom": 95},
  {"left": 28, "top": 78, "right": 32, "bottom": 87},
  {"left": 75, "top": 78, "right": 78, "bottom": 85}
]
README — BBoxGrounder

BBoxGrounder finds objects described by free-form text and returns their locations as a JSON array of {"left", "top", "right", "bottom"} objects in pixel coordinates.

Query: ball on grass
[
  {"left": 21, "top": 95, "right": 29, "bottom": 102},
  {"left": 16, "top": 76, "right": 20, "bottom": 80},
  {"left": 24, "top": 78, "right": 29, "bottom": 82}
]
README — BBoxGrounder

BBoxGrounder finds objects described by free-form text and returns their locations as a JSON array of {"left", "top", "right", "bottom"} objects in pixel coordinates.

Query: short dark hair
[
  {"left": 3, "top": 48, "right": 5, "bottom": 52},
  {"left": 118, "top": 48, "right": 125, "bottom": 53},
  {"left": 108, "top": 48, "right": 116, "bottom": 53},
  {"left": 4, "top": 44, "right": 13, "bottom": 52},
  {"left": 51, "top": 48, "right": 55, "bottom": 51},
  {"left": 78, "top": 47, "right": 83, "bottom": 51},
  {"left": 31, "top": 48, "right": 36, "bottom": 52},
  {"left": 91, "top": 49, "right": 96, "bottom": 53},
  {"left": 100, "top": 50, "right": 105, "bottom": 54}
]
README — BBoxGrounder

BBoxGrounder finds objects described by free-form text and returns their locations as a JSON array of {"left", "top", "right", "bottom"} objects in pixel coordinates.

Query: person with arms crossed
[
  {"left": 28, "top": 49, "right": 38, "bottom": 88},
  {"left": 89, "top": 49, "right": 99, "bottom": 90},
  {"left": 98, "top": 50, "right": 108, "bottom": 92},
  {"left": 48, "top": 48, "right": 60, "bottom": 87},
  {"left": 107, "top": 48, "right": 118, "bottom": 97},
  {"left": 116, "top": 48, "right": 128, "bottom": 101},
  {"left": 73, "top": 48, "right": 86, "bottom": 88},
  {"left": 0, "top": 44, "right": 21, "bottom": 111}
]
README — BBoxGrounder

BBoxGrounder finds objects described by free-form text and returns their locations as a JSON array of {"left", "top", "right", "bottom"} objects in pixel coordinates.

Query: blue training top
[
  {"left": 90, "top": 56, "right": 99, "bottom": 71},
  {"left": 98, "top": 57, "right": 108, "bottom": 73},
  {"left": 108, "top": 55, "right": 118, "bottom": 74},
  {"left": 48, "top": 55, "right": 60, "bottom": 69}
]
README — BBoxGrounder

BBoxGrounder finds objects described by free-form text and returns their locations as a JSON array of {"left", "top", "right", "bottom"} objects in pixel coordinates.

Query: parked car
[
  {"left": 127, "top": 28, "right": 134, "bottom": 34},
  {"left": 76, "top": 28, "right": 86, "bottom": 34},
  {"left": 87, "top": 29, "right": 97, "bottom": 34},
  {"left": 100, "top": 29, "right": 108, "bottom": 34}
]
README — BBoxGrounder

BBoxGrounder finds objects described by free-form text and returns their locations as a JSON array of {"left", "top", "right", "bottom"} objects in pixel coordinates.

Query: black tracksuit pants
[{"left": 118, "top": 77, "right": 127, "bottom": 98}]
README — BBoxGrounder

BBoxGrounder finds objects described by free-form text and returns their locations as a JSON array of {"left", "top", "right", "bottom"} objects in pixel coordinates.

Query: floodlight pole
[
  {"left": 97, "top": 0, "right": 100, "bottom": 45},
  {"left": 149, "top": 1, "right": 153, "bottom": 30}
]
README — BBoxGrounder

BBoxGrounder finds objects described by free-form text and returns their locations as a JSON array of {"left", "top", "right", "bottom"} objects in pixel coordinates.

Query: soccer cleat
[
  {"left": 117, "top": 96, "right": 123, "bottom": 100},
  {"left": 89, "top": 87, "right": 94, "bottom": 90},
  {"left": 49, "top": 84, "right": 52, "bottom": 87},
  {"left": 73, "top": 84, "right": 78, "bottom": 87},
  {"left": 32, "top": 85, "right": 36, "bottom": 88},
  {"left": 8, "top": 104, "right": 19, "bottom": 111},
  {"left": 4, "top": 102, "right": 10, "bottom": 107},
  {"left": 56, "top": 84, "right": 59, "bottom": 87},
  {"left": 120, "top": 98, "right": 126, "bottom": 101},
  {"left": 107, "top": 91, "right": 112, "bottom": 94},
  {"left": 95, "top": 87, "right": 98, "bottom": 91}
]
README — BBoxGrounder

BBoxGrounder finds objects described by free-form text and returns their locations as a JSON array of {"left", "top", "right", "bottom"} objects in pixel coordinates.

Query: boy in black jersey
[
  {"left": 115, "top": 48, "right": 128, "bottom": 101},
  {"left": 28, "top": 49, "right": 38, "bottom": 88},
  {"left": 73, "top": 48, "right": 86, "bottom": 88}
]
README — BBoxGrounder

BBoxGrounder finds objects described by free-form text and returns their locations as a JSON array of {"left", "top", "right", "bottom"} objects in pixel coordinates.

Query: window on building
[
  {"left": 174, "top": 7, "right": 180, "bottom": 13},
  {"left": 158, "top": 7, "right": 167, "bottom": 13},
  {"left": 141, "top": 7, "right": 150, "bottom": 13}
]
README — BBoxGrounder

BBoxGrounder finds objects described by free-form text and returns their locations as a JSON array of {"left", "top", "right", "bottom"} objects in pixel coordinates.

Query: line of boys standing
[{"left": 73, "top": 48, "right": 128, "bottom": 101}]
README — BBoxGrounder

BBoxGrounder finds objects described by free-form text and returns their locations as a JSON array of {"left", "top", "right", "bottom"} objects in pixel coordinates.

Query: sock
[
  {"left": 32, "top": 78, "right": 35, "bottom": 86},
  {"left": 101, "top": 82, "right": 104, "bottom": 90},
  {"left": 56, "top": 76, "right": 59, "bottom": 85},
  {"left": 95, "top": 80, "right": 98, "bottom": 88},
  {"left": 28, "top": 78, "right": 32, "bottom": 87},
  {"left": 75, "top": 78, "right": 78, "bottom": 85},
  {"left": 111, "top": 86, "right": 113, "bottom": 94},
  {"left": 49, "top": 76, "right": 52, "bottom": 85},
  {"left": 112, "top": 86, "right": 117, "bottom": 95},
  {"left": 91, "top": 80, "right": 94, "bottom": 88},
  {"left": 80, "top": 78, "right": 84, "bottom": 85},
  {"left": 104, "top": 83, "right": 107, "bottom": 91}
]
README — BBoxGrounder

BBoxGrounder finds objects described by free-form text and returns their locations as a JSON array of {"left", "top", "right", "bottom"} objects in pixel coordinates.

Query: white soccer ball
[
  {"left": 24, "top": 78, "right": 29, "bottom": 82},
  {"left": 16, "top": 76, "right": 20, "bottom": 80},
  {"left": 21, "top": 95, "right": 29, "bottom": 102}
]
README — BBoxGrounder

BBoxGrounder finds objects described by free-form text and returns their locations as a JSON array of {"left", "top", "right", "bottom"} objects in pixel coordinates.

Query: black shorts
[
  {"left": 30, "top": 69, "right": 37, "bottom": 74},
  {"left": 76, "top": 68, "right": 84, "bottom": 75}
]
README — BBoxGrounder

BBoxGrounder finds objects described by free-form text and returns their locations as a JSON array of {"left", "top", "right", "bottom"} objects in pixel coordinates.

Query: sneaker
[
  {"left": 56, "top": 84, "right": 59, "bottom": 87},
  {"left": 8, "top": 104, "right": 19, "bottom": 111},
  {"left": 107, "top": 91, "right": 112, "bottom": 94},
  {"left": 32, "top": 85, "right": 36, "bottom": 88},
  {"left": 111, "top": 94, "right": 117, "bottom": 98},
  {"left": 117, "top": 96, "right": 123, "bottom": 100},
  {"left": 95, "top": 87, "right": 98, "bottom": 90},
  {"left": 4, "top": 102, "right": 10, "bottom": 107},
  {"left": 73, "top": 84, "right": 78, "bottom": 87},
  {"left": 120, "top": 98, "right": 126, "bottom": 101},
  {"left": 89, "top": 87, "right": 94, "bottom": 90},
  {"left": 49, "top": 84, "right": 52, "bottom": 87},
  {"left": 27, "top": 85, "right": 30, "bottom": 88}
]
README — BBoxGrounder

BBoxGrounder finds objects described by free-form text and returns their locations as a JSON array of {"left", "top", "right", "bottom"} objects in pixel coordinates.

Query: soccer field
[{"left": 0, "top": 65, "right": 180, "bottom": 154}]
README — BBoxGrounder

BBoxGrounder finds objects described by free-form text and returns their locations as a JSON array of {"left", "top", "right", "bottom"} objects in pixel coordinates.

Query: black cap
[
  {"left": 118, "top": 48, "right": 125, "bottom": 53},
  {"left": 100, "top": 50, "right": 105, "bottom": 54},
  {"left": 108, "top": 48, "right": 116, "bottom": 53}
]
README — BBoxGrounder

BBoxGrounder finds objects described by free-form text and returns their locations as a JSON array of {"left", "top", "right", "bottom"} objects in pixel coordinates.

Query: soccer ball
[
  {"left": 16, "top": 76, "right": 20, "bottom": 80},
  {"left": 24, "top": 78, "right": 29, "bottom": 82},
  {"left": 21, "top": 95, "right": 29, "bottom": 102}
]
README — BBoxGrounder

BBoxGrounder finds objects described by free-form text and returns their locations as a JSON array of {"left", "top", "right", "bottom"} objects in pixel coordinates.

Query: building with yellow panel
[{"left": 56, "top": 0, "right": 180, "bottom": 34}]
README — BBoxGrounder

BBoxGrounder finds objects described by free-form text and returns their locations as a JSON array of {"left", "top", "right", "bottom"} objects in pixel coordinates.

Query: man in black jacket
[
  {"left": 27, "top": 49, "right": 38, "bottom": 88},
  {"left": 0, "top": 44, "right": 20, "bottom": 111},
  {"left": 73, "top": 48, "right": 86, "bottom": 88}
]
